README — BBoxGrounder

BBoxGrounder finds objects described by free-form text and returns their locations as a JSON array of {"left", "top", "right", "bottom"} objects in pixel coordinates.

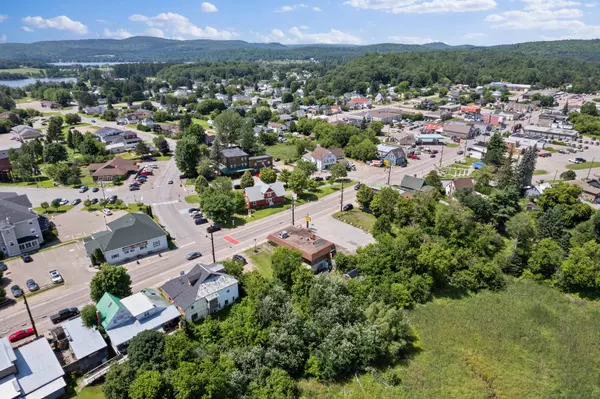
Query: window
[
  {"left": 9, "top": 242, "right": 13, "bottom": 246},
  {"left": 191, "top": 305, "right": 194, "bottom": 310},
  {"left": 252, "top": 202, "right": 256, "bottom": 206},
  {"left": 111, "top": 254, "right": 119, "bottom": 259},
  {"left": 192, "top": 313, "right": 198, "bottom": 321},
  {"left": 225, "top": 299, "right": 229, "bottom": 306},
  {"left": 28, "top": 221, "right": 33, "bottom": 225},
  {"left": 144, "top": 312, "right": 149, "bottom": 317},
  {"left": 153, "top": 240, "right": 161, "bottom": 248},
  {"left": 227, "top": 290, "right": 230, "bottom": 293}
]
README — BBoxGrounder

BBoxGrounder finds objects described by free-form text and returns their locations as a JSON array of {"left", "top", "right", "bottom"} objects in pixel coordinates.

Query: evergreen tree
[
  {"left": 496, "top": 151, "right": 517, "bottom": 189},
  {"left": 240, "top": 171, "right": 254, "bottom": 189},
  {"left": 562, "top": 101, "right": 569, "bottom": 115},
  {"left": 210, "top": 138, "right": 224, "bottom": 165},
  {"left": 66, "top": 129, "right": 74, "bottom": 149},
  {"left": 483, "top": 133, "right": 506, "bottom": 167},
  {"left": 516, "top": 146, "right": 537, "bottom": 188}
]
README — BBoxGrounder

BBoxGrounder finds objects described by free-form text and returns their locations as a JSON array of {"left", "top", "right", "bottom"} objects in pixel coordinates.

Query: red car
[{"left": 8, "top": 328, "right": 34, "bottom": 343}]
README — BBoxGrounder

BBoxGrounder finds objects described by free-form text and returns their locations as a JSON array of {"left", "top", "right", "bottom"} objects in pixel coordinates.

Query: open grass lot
[
  {"left": 566, "top": 161, "right": 600, "bottom": 170},
  {"left": 2, "top": 67, "right": 42, "bottom": 74},
  {"left": 244, "top": 244, "right": 274, "bottom": 279},
  {"left": 533, "top": 169, "right": 548, "bottom": 175},
  {"left": 297, "top": 180, "right": 356, "bottom": 203},
  {"left": 0, "top": 176, "right": 55, "bottom": 188},
  {"left": 333, "top": 208, "right": 376, "bottom": 232},
  {"left": 300, "top": 279, "right": 600, "bottom": 398},
  {"left": 192, "top": 118, "right": 210, "bottom": 129},
  {"left": 265, "top": 143, "right": 299, "bottom": 161}
]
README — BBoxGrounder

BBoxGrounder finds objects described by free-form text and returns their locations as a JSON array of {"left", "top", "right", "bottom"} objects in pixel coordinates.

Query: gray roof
[
  {"left": 62, "top": 317, "right": 107, "bottom": 361},
  {"left": 161, "top": 263, "right": 238, "bottom": 311},
  {"left": 400, "top": 175, "right": 428, "bottom": 192},
  {"left": 0, "top": 338, "right": 66, "bottom": 397},
  {"left": 0, "top": 193, "right": 39, "bottom": 226},
  {"left": 95, "top": 127, "right": 123, "bottom": 138},
  {"left": 84, "top": 213, "right": 166, "bottom": 255},
  {"left": 245, "top": 182, "right": 286, "bottom": 202},
  {"left": 0, "top": 337, "right": 16, "bottom": 374},
  {"left": 222, "top": 147, "right": 248, "bottom": 158}
]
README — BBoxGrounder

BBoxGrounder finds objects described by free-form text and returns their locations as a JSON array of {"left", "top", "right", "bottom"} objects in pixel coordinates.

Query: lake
[{"left": 0, "top": 77, "right": 78, "bottom": 88}]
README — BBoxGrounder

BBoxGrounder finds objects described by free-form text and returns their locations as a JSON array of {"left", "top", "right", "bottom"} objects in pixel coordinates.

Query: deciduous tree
[
  {"left": 240, "top": 171, "right": 254, "bottom": 189},
  {"left": 89, "top": 264, "right": 132, "bottom": 302},
  {"left": 259, "top": 168, "right": 277, "bottom": 184}
]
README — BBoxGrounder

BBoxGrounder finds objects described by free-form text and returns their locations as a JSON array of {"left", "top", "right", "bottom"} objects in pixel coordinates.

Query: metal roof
[
  {"left": 96, "top": 292, "right": 128, "bottom": 329},
  {"left": 105, "top": 305, "right": 181, "bottom": 347},
  {"left": 121, "top": 293, "right": 156, "bottom": 318},
  {"left": 222, "top": 148, "right": 248, "bottom": 158},
  {"left": 0, "top": 337, "right": 16, "bottom": 374},
  {"left": 10, "top": 338, "right": 65, "bottom": 396},
  {"left": 62, "top": 317, "right": 107, "bottom": 361}
]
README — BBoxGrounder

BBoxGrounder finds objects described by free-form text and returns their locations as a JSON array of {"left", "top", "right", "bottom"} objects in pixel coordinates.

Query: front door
[{"left": 267, "top": 198, "right": 274, "bottom": 206}]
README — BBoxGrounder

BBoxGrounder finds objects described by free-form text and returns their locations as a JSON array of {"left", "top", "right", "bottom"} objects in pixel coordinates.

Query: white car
[
  {"left": 102, "top": 208, "right": 113, "bottom": 216},
  {"left": 568, "top": 158, "right": 580, "bottom": 164},
  {"left": 48, "top": 269, "right": 63, "bottom": 284},
  {"left": 59, "top": 199, "right": 69, "bottom": 206}
]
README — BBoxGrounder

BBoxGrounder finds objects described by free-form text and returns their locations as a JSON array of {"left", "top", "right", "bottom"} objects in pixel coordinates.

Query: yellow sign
[{"left": 304, "top": 216, "right": 311, "bottom": 222}]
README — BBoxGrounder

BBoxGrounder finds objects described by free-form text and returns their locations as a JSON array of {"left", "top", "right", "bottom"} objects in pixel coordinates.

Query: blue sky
[{"left": 1, "top": 0, "right": 599, "bottom": 46}]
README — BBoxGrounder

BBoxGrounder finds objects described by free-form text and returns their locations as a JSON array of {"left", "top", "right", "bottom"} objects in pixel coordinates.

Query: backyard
[
  {"left": 265, "top": 143, "right": 299, "bottom": 161},
  {"left": 332, "top": 208, "right": 376, "bottom": 232},
  {"left": 244, "top": 243, "right": 274, "bottom": 279}
]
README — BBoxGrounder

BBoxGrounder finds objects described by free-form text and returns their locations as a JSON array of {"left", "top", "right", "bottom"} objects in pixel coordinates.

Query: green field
[
  {"left": 265, "top": 143, "right": 299, "bottom": 161},
  {"left": 76, "top": 385, "right": 104, "bottom": 398},
  {"left": 1, "top": 67, "right": 42, "bottom": 74},
  {"left": 533, "top": 169, "right": 548, "bottom": 175},
  {"left": 300, "top": 279, "right": 600, "bottom": 398},
  {"left": 192, "top": 118, "right": 210, "bottom": 129},
  {"left": 0, "top": 177, "right": 55, "bottom": 188},
  {"left": 333, "top": 209, "right": 376, "bottom": 232},
  {"left": 566, "top": 161, "right": 600, "bottom": 170},
  {"left": 245, "top": 244, "right": 274, "bottom": 278}
]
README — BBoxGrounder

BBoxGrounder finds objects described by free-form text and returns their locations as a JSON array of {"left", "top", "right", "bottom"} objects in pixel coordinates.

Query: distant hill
[{"left": 2, "top": 36, "right": 600, "bottom": 63}]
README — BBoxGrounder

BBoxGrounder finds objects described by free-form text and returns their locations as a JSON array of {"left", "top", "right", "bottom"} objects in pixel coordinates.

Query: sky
[{"left": 0, "top": 0, "right": 599, "bottom": 46}]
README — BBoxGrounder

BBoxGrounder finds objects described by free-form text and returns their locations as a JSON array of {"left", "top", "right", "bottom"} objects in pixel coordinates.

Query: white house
[
  {"left": 160, "top": 263, "right": 239, "bottom": 322},
  {"left": 0, "top": 192, "right": 47, "bottom": 257},
  {"left": 83, "top": 213, "right": 168, "bottom": 264},
  {"left": 302, "top": 146, "right": 339, "bottom": 171}
]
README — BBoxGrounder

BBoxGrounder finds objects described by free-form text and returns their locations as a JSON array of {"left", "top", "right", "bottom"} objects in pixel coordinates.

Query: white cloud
[
  {"left": 104, "top": 28, "right": 133, "bottom": 39},
  {"left": 522, "top": 0, "right": 580, "bottom": 9},
  {"left": 388, "top": 34, "right": 434, "bottom": 44},
  {"left": 0, "top": 34, "right": 6, "bottom": 42},
  {"left": 345, "top": 0, "right": 496, "bottom": 13},
  {"left": 0, "top": 15, "right": 7, "bottom": 23},
  {"left": 259, "top": 26, "right": 362, "bottom": 44},
  {"left": 129, "top": 12, "right": 236, "bottom": 40},
  {"left": 274, "top": 3, "right": 311, "bottom": 12},
  {"left": 463, "top": 32, "right": 485, "bottom": 38},
  {"left": 20, "top": 26, "right": 34, "bottom": 32},
  {"left": 96, "top": 19, "right": 108, "bottom": 24},
  {"left": 145, "top": 28, "right": 166, "bottom": 38},
  {"left": 22, "top": 15, "right": 88, "bottom": 34},
  {"left": 275, "top": 5, "right": 296, "bottom": 12},
  {"left": 313, "top": 6, "right": 323, "bottom": 11},
  {"left": 584, "top": 2, "right": 596, "bottom": 5},
  {"left": 200, "top": 2, "right": 219, "bottom": 12}
]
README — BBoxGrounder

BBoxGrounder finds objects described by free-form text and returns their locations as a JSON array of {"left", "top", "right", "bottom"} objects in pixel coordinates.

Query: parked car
[
  {"left": 430, "top": 154, "right": 436, "bottom": 158},
  {"left": 102, "top": 209, "right": 113, "bottom": 216},
  {"left": 569, "top": 158, "right": 581, "bottom": 164},
  {"left": 26, "top": 279, "right": 39, "bottom": 292},
  {"left": 129, "top": 186, "right": 140, "bottom": 191},
  {"left": 313, "top": 177, "right": 324, "bottom": 182},
  {"left": 190, "top": 210, "right": 202, "bottom": 217},
  {"left": 186, "top": 251, "right": 202, "bottom": 261},
  {"left": 21, "top": 253, "right": 32, "bottom": 263},
  {"left": 232, "top": 254, "right": 247, "bottom": 265},
  {"left": 79, "top": 186, "right": 88, "bottom": 193},
  {"left": 168, "top": 180, "right": 173, "bottom": 184},
  {"left": 457, "top": 150, "right": 464, "bottom": 155},
  {"left": 8, "top": 328, "right": 34, "bottom": 343},
  {"left": 343, "top": 203, "right": 354, "bottom": 212},
  {"left": 576, "top": 157, "right": 587, "bottom": 163},
  {"left": 49, "top": 269, "right": 63, "bottom": 284},
  {"left": 194, "top": 217, "right": 208, "bottom": 225},
  {"left": 11, "top": 285, "right": 23, "bottom": 298},
  {"left": 91, "top": 198, "right": 99, "bottom": 204},
  {"left": 354, "top": 183, "right": 362, "bottom": 191},
  {"left": 188, "top": 208, "right": 201, "bottom": 214},
  {"left": 233, "top": 184, "right": 241, "bottom": 190},
  {"left": 0, "top": 262, "right": 7, "bottom": 271},
  {"left": 206, "top": 224, "right": 221, "bottom": 234},
  {"left": 50, "top": 307, "right": 79, "bottom": 324},
  {"left": 59, "top": 199, "right": 69, "bottom": 206},
  {"left": 72, "top": 198, "right": 81, "bottom": 205},
  {"left": 108, "top": 195, "right": 118, "bottom": 204},
  {"left": 91, "top": 119, "right": 96, "bottom": 123},
  {"left": 92, "top": 187, "right": 99, "bottom": 193}
]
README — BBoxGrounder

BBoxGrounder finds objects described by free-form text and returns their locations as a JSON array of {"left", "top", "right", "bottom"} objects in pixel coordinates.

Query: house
[
  {"left": 100, "top": 131, "right": 142, "bottom": 154},
  {"left": 0, "top": 133, "right": 21, "bottom": 180},
  {"left": 442, "top": 121, "right": 476, "bottom": 139},
  {"left": 12, "top": 125, "right": 42, "bottom": 141},
  {"left": 134, "top": 109, "right": 154, "bottom": 119},
  {"left": 141, "top": 118, "right": 155, "bottom": 127},
  {"left": 83, "top": 106, "right": 106, "bottom": 115},
  {"left": 124, "top": 114, "right": 139, "bottom": 124},
  {"left": 0, "top": 192, "right": 47, "bottom": 257},
  {"left": 279, "top": 114, "right": 293, "bottom": 122},
  {"left": 446, "top": 178, "right": 474, "bottom": 196},
  {"left": 83, "top": 213, "right": 168, "bottom": 264},
  {"left": 244, "top": 182, "right": 286, "bottom": 209},
  {"left": 41, "top": 100, "right": 61, "bottom": 109},
  {"left": 116, "top": 117, "right": 128, "bottom": 126},
  {"left": 303, "top": 147, "right": 338, "bottom": 171},
  {"left": 377, "top": 144, "right": 407, "bottom": 166},
  {"left": 578, "top": 179, "right": 600, "bottom": 202},
  {"left": 88, "top": 157, "right": 138, "bottom": 182},
  {"left": 248, "top": 154, "right": 273, "bottom": 169},
  {"left": 268, "top": 122, "right": 286, "bottom": 134},
  {"left": 154, "top": 123, "right": 180, "bottom": 135},
  {"left": 0, "top": 337, "right": 66, "bottom": 399},
  {"left": 399, "top": 175, "right": 432, "bottom": 196},
  {"left": 469, "top": 141, "right": 488, "bottom": 159},
  {"left": 160, "top": 263, "right": 239, "bottom": 322},
  {"left": 524, "top": 182, "right": 552, "bottom": 198},
  {"left": 461, "top": 105, "right": 481, "bottom": 114},
  {"left": 51, "top": 316, "right": 109, "bottom": 374},
  {"left": 267, "top": 226, "right": 336, "bottom": 272},
  {"left": 204, "top": 132, "right": 216, "bottom": 146},
  {"left": 96, "top": 289, "right": 180, "bottom": 354}
]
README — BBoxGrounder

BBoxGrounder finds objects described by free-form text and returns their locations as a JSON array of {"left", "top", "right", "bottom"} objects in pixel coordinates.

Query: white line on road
[{"left": 179, "top": 241, "right": 196, "bottom": 248}]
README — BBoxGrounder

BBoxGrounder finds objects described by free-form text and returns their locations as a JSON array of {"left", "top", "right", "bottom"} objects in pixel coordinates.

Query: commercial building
[
  {"left": 87, "top": 157, "right": 138, "bottom": 182},
  {"left": 51, "top": 317, "right": 109, "bottom": 374},
  {"left": 442, "top": 121, "right": 476, "bottom": 139},
  {"left": 267, "top": 226, "right": 336, "bottom": 272},
  {"left": 523, "top": 125, "right": 578, "bottom": 140},
  {"left": 83, "top": 213, "right": 168, "bottom": 265},
  {"left": 376, "top": 144, "right": 407, "bottom": 166},
  {"left": 96, "top": 289, "right": 180, "bottom": 354},
  {"left": 505, "top": 133, "right": 546, "bottom": 153},
  {"left": 0, "top": 192, "right": 48, "bottom": 257},
  {"left": 0, "top": 337, "right": 66, "bottom": 399},
  {"left": 11, "top": 125, "right": 42, "bottom": 141},
  {"left": 415, "top": 133, "right": 445, "bottom": 144},
  {"left": 160, "top": 263, "right": 239, "bottom": 322},
  {"left": 220, "top": 148, "right": 273, "bottom": 175}
]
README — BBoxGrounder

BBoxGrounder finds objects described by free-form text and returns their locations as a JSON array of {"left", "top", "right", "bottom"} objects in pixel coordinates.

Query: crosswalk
[{"left": 151, "top": 200, "right": 180, "bottom": 206}]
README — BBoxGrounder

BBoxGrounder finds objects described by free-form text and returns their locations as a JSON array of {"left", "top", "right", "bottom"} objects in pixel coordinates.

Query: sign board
[
  {"left": 304, "top": 216, "right": 311, "bottom": 223},
  {"left": 292, "top": 193, "right": 297, "bottom": 200}
]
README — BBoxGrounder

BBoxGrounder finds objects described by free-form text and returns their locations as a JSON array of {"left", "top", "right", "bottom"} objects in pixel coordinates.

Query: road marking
[
  {"left": 152, "top": 200, "right": 179, "bottom": 206},
  {"left": 179, "top": 209, "right": 189, "bottom": 214},
  {"left": 224, "top": 236, "right": 239, "bottom": 245},
  {"left": 180, "top": 241, "right": 196, "bottom": 248}
]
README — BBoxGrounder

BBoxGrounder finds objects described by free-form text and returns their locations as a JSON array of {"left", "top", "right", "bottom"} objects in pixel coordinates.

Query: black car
[
  {"left": 72, "top": 198, "right": 82, "bottom": 205},
  {"left": 50, "top": 307, "right": 79, "bottom": 324},
  {"left": 21, "top": 253, "right": 32, "bottom": 263},
  {"left": 0, "top": 262, "right": 7, "bottom": 272},
  {"left": 354, "top": 183, "right": 362, "bottom": 191},
  {"left": 313, "top": 177, "right": 324, "bottom": 182},
  {"left": 207, "top": 224, "right": 221, "bottom": 233},
  {"left": 11, "top": 285, "right": 23, "bottom": 298},
  {"left": 430, "top": 154, "right": 436, "bottom": 158},
  {"left": 194, "top": 217, "right": 208, "bottom": 225},
  {"left": 274, "top": 157, "right": 281, "bottom": 162},
  {"left": 108, "top": 195, "right": 118, "bottom": 204},
  {"left": 186, "top": 251, "right": 202, "bottom": 261},
  {"left": 91, "top": 198, "right": 99, "bottom": 204},
  {"left": 343, "top": 203, "right": 354, "bottom": 212},
  {"left": 232, "top": 254, "right": 247, "bottom": 265},
  {"left": 129, "top": 186, "right": 140, "bottom": 191},
  {"left": 233, "top": 184, "right": 241, "bottom": 190},
  {"left": 576, "top": 157, "right": 587, "bottom": 163}
]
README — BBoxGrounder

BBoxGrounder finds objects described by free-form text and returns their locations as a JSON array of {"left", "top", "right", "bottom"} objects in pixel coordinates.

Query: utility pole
[
  {"left": 439, "top": 142, "right": 445, "bottom": 167},
  {"left": 387, "top": 161, "right": 392, "bottom": 185},
  {"left": 340, "top": 181, "right": 344, "bottom": 211},
  {"left": 23, "top": 294, "right": 38, "bottom": 338},
  {"left": 206, "top": 232, "right": 216, "bottom": 263},
  {"left": 553, "top": 169, "right": 558, "bottom": 182},
  {"left": 587, "top": 157, "right": 595, "bottom": 180},
  {"left": 291, "top": 193, "right": 296, "bottom": 225},
  {"left": 100, "top": 180, "right": 106, "bottom": 200}
]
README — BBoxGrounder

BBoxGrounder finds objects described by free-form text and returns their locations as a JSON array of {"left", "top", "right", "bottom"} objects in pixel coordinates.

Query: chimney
[{"left": 96, "top": 311, "right": 102, "bottom": 327}]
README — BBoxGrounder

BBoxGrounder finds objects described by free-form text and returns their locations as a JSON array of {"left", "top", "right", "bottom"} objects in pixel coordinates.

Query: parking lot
[
  {"left": 52, "top": 208, "right": 128, "bottom": 240},
  {"left": 1, "top": 242, "right": 93, "bottom": 300}
]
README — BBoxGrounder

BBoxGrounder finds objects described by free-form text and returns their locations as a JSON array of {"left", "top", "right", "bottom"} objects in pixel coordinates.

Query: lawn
[
  {"left": 33, "top": 205, "right": 74, "bottom": 214},
  {"left": 533, "top": 169, "right": 548, "bottom": 175},
  {"left": 192, "top": 118, "right": 210, "bottom": 129},
  {"left": 0, "top": 177, "right": 55, "bottom": 188},
  {"left": 15, "top": 97, "right": 34, "bottom": 104},
  {"left": 76, "top": 385, "right": 104, "bottom": 398},
  {"left": 62, "top": 123, "right": 91, "bottom": 138},
  {"left": 265, "top": 143, "right": 299, "bottom": 161},
  {"left": 299, "top": 279, "right": 600, "bottom": 398},
  {"left": 2, "top": 67, "right": 42, "bottom": 74},
  {"left": 566, "top": 161, "right": 600, "bottom": 170},
  {"left": 244, "top": 244, "right": 274, "bottom": 279},
  {"left": 445, "top": 143, "right": 459, "bottom": 148},
  {"left": 332, "top": 208, "right": 376, "bottom": 232},
  {"left": 298, "top": 180, "right": 356, "bottom": 203},
  {"left": 83, "top": 203, "right": 143, "bottom": 213},
  {"left": 184, "top": 194, "right": 199, "bottom": 204}
]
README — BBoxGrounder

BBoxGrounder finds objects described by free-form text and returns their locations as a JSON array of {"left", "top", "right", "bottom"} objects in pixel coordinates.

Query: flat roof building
[
  {"left": 523, "top": 125, "right": 578, "bottom": 140},
  {"left": 267, "top": 226, "right": 336, "bottom": 272}
]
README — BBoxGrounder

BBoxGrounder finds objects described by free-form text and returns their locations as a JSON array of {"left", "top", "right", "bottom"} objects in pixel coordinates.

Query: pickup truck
[{"left": 50, "top": 307, "right": 79, "bottom": 324}]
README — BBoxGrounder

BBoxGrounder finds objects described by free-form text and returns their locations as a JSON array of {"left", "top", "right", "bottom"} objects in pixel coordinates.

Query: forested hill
[
  {"left": 2, "top": 36, "right": 600, "bottom": 63},
  {"left": 322, "top": 50, "right": 600, "bottom": 95}
]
